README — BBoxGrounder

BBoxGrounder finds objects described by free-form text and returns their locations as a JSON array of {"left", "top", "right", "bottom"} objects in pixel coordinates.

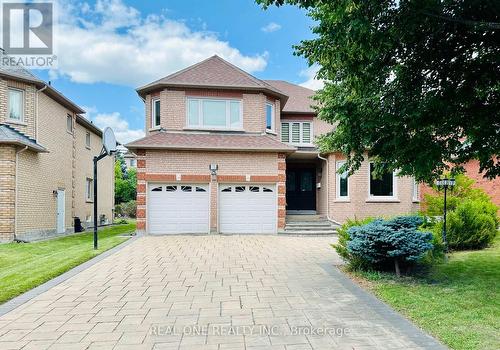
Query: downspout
[
  {"left": 35, "top": 84, "right": 48, "bottom": 141},
  {"left": 14, "top": 146, "right": 28, "bottom": 241},
  {"left": 317, "top": 153, "right": 336, "bottom": 223}
]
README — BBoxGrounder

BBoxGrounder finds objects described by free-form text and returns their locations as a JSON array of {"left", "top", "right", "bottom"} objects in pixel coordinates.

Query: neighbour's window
[
  {"left": 336, "top": 161, "right": 349, "bottom": 199},
  {"left": 8, "top": 88, "right": 23, "bottom": 121},
  {"left": 187, "top": 98, "right": 242, "bottom": 129},
  {"left": 266, "top": 102, "right": 274, "bottom": 131},
  {"left": 67, "top": 115, "right": 73, "bottom": 133},
  {"left": 130, "top": 159, "right": 137, "bottom": 167},
  {"left": 85, "top": 178, "right": 93, "bottom": 201},
  {"left": 85, "top": 131, "right": 91, "bottom": 148},
  {"left": 413, "top": 178, "right": 420, "bottom": 201},
  {"left": 152, "top": 98, "right": 161, "bottom": 128},
  {"left": 369, "top": 163, "right": 395, "bottom": 197},
  {"left": 281, "top": 122, "right": 312, "bottom": 145}
]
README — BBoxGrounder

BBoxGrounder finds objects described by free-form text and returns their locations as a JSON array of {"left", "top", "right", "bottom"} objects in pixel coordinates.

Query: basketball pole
[{"left": 93, "top": 147, "right": 108, "bottom": 250}]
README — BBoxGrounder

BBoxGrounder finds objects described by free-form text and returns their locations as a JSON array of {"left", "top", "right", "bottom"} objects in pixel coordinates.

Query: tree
[
  {"left": 257, "top": 0, "right": 500, "bottom": 181},
  {"left": 114, "top": 159, "right": 137, "bottom": 204}
]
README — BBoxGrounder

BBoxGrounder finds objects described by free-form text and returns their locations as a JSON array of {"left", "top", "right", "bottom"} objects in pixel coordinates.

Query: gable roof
[
  {"left": 264, "top": 80, "right": 317, "bottom": 114},
  {"left": 126, "top": 131, "right": 296, "bottom": 153},
  {"left": 0, "top": 124, "right": 47, "bottom": 152},
  {"left": 136, "top": 55, "right": 288, "bottom": 105}
]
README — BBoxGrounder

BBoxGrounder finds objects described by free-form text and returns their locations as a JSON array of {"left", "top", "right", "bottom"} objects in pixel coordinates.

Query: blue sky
[{"left": 34, "top": 0, "right": 319, "bottom": 143}]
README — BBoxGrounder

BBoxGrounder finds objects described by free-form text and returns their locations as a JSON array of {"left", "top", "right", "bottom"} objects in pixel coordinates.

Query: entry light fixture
[{"left": 209, "top": 163, "right": 219, "bottom": 175}]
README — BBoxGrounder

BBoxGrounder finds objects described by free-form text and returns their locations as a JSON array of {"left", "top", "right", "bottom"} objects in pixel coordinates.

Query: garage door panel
[
  {"left": 148, "top": 184, "right": 209, "bottom": 234},
  {"left": 219, "top": 184, "right": 276, "bottom": 234}
]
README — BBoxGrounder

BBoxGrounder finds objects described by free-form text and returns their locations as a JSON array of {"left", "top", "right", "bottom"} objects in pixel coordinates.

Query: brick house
[
  {"left": 0, "top": 66, "right": 114, "bottom": 242},
  {"left": 126, "top": 56, "right": 420, "bottom": 234}
]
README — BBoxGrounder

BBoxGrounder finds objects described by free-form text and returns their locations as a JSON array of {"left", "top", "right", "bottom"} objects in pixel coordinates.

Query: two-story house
[
  {"left": 126, "top": 56, "right": 420, "bottom": 234},
  {"left": 0, "top": 65, "right": 114, "bottom": 242}
]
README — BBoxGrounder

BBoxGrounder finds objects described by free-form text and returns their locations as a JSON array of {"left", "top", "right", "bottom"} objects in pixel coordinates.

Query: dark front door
[{"left": 286, "top": 168, "right": 316, "bottom": 210}]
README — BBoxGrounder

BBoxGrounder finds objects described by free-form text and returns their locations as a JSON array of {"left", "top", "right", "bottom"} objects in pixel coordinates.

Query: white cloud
[
  {"left": 299, "top": 65, "right": 324, "bottom": 90},
  {"left": 83, "top": 106, "right": 144, "bottom": 144},
  {"left": 261, "top": 22, "right": 282, "bottom": 33},
  {"left": 52, "top": 0, "right": 268, "bottom": 87}
]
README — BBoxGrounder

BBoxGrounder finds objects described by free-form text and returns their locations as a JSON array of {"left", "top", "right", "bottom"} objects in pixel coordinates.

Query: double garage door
[{"left": 148, "top": 184, "right": 276, "bottom": 234}]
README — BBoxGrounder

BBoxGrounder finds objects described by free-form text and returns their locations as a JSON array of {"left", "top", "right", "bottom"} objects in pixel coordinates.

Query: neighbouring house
[
  {"left": 123, "top": 150, "right": 137, "bottom": 169},
  {"left": 0, "top": 65, "right": 114, "bottom": 242},
  {"left": 421, "top": 160, "right": 500, "bottom": 211},
  {"left": 126, "top": 55, "right": 419, "bottom": 234}
]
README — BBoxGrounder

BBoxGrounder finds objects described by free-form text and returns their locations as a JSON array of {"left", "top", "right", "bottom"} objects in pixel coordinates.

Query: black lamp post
[{"left": 435, "top": 178, "right": 456, "bottom": 252}]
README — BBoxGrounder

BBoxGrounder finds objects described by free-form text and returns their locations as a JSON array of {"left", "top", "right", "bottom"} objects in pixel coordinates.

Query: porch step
[{"left": 282, "top": 215, "right": 339, "bottom": 236}]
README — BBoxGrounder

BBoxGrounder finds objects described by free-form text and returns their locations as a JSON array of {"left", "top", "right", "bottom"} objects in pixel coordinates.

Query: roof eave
[
  {"left": 124, "top": 144, "right": 296, "bottom": 154},
  {"left": 0, "top": 140, "right": 48, "bottom": 153},
  {"left": 136, "top": 83, "right": 288, "bottom": 104},
  {"left": 75, "top": 115, "right": 102, "bottom": 136}
]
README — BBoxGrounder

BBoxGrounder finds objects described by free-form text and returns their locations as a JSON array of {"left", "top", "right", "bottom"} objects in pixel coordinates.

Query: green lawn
[
  {"left": 350, "top": 238, "right": 500, "bottom": 350},
  {"left": 0, "top": 222, "right": 136, "bottom": 304}
]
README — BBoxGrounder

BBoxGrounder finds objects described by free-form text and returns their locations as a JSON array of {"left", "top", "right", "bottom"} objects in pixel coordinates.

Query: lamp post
[{"left": 435, "top": 178, "right": 456, "bottom": 252}]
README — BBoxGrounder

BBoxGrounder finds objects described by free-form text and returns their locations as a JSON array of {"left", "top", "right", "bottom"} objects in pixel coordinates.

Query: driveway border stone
[
  {"left": 0, "top": 234, "right": 139, "bottom": 317},
  {"left": 319, "top": 263, "right": 448, "bottom": 349}
]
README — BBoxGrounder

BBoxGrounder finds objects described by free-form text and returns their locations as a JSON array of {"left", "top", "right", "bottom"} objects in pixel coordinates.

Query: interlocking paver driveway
[{"left": 0, "top": 235, "right": 444, "bottom": 350}]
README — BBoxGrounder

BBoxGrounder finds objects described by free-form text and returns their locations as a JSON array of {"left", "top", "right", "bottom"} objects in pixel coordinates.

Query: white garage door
[
  {"left": 219, "top": 184, "right": 277, "bottom": 234},
  {"left": 148, "top": 184, "right": 209, "bottom": 234}
]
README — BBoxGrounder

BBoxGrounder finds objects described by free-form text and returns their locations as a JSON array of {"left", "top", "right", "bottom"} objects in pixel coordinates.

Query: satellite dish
[{"left": 103, "top": 127, "right": 117, "bottom": 155}]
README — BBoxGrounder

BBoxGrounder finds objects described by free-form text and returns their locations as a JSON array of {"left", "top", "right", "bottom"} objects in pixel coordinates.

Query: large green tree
[
  {"left": 258, "top": 0, "right": 499, "bottom": 181},
  {"left": 114, "top": 154, "right": 137, "bottom": 204}
]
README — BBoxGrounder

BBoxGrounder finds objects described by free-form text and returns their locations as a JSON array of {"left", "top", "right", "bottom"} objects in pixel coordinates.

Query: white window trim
[
  {"left": 85, "top": 131, "right": 91, "bottom": 149},
  {"left": 151, "top": 97, "right": 161, "bottom": 128},
  {"left": 7, "top": 88, "right": 24, "bottom": 123},
  {"left": 266, "top": 102, "right": 275, "bottom": 132},
  {"left": 85, "top": 178, "right": 93, "bottom": 202},
  {"left": 335, "top": 161, "right": 350, "bottom": 201},
  {"left": 281, "top": 121, "right": 314, "bottom": 146},
  {"left": 186, "top": 97, "right": 243, "bottom": 130},
  {"left": 367, "top": 162, "right": 399, "bottom": 202},
  {"left": 412, "top": 177, "right": 420, "bottom": 202}
]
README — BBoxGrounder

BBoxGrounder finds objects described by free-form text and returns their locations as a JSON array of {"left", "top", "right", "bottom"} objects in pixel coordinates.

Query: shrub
[
  {"left": 335, "top": 217, "right": 375, "bottom": 270},
  {"left": 423, "top": 173, "right": 498, "bottom": 250},
  {"left": 115, "top": 200, "right": 136, "bottom": 218},
  {"left": 346, "top": 215, "right": 434, "bottom": 276},
  {"left": 435, "top": 198, "right": 498, "bottom": 250}
]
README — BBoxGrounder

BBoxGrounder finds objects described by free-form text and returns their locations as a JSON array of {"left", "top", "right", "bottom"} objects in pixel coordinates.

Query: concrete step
[
  {"left": 285, "top": 221, "right": 333, "bottom": 227},
  {"left": 286, "top": 214, "right": 325, "bottom": 222},
  {"left": 279, "top": 230, "right": 337, "bottom": 236},
  {"left": 285, "top": 225, "right": 335, "bottom": 231}
]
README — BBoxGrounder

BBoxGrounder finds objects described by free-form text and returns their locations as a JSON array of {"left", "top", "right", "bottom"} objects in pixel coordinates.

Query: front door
[
  {"left": 286, "top": 168, "right": 316, "bottom": 211},
  {"left": 56, "top": 189, "right": 65, "bottom": 234}
]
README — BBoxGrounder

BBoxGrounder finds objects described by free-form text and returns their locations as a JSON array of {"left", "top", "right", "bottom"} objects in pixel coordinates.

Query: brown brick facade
[{"left": 0, "top": 146, "right": 16, "bottom": 242}]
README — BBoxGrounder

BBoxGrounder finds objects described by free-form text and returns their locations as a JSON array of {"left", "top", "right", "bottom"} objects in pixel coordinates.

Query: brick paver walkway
[{"left": 0, "top": 235, "right": 444, "bottom": 350}]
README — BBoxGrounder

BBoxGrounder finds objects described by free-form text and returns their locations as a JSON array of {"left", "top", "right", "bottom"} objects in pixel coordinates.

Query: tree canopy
[
  {"left": 114, "top": 154, "right": 137, "bottom": 204},
  {"left": 257, "top": 0, "right": 500, "bottom": 181}
]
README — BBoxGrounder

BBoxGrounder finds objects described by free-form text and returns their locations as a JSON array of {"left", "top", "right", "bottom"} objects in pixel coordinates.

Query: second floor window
[
  {"left": 266, "top": 102, "right": 274, "bottom": 131},
  {"left": 281, "top": 121, "right": 312, "bottom": 145},
  {"left": 152, "top": 98, "right": 161, "bottom": 128},
  {"left": 67, "top": 115, "right": 73, "bottom": 133},
  {"left": 8, "top": 88, "right": 23, "bottom": 121},
  {"left": 187, "top": 98, "right": 242, "bottom": 129},
  {"left": 85, "top": 131, "right": 91, "bottom": 148}
]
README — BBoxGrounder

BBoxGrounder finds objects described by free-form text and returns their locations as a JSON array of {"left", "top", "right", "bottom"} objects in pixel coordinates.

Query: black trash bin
[{"left": 74, "top": 217, "right": 84, "bottom": 232}]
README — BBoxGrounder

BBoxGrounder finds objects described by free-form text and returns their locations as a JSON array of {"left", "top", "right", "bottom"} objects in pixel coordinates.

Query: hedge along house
[
  {"left": 126, "top": 56, "right": 420, "bottom": 235},
  {"left": 0, "top": 64, "right": 114, "bottom": 242}
]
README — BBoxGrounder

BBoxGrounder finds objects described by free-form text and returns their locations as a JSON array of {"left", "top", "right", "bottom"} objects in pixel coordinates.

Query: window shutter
[
  {"left": 302, "top": 123, "right": 311, "bottom": 143},
  {"left": 291, "top": 123, "right": 300, "bottom": 143},
  {"left": 281, "top": 123, "right": 289, "bottom": 142}
]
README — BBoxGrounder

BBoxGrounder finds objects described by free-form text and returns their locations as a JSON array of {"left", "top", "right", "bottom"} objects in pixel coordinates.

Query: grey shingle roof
[
  {"left": 136, "top": 55, "right": 288, "bottom": 105},
  {"left": 0, "top": 124, "right": 47, "bottom": 152}
]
